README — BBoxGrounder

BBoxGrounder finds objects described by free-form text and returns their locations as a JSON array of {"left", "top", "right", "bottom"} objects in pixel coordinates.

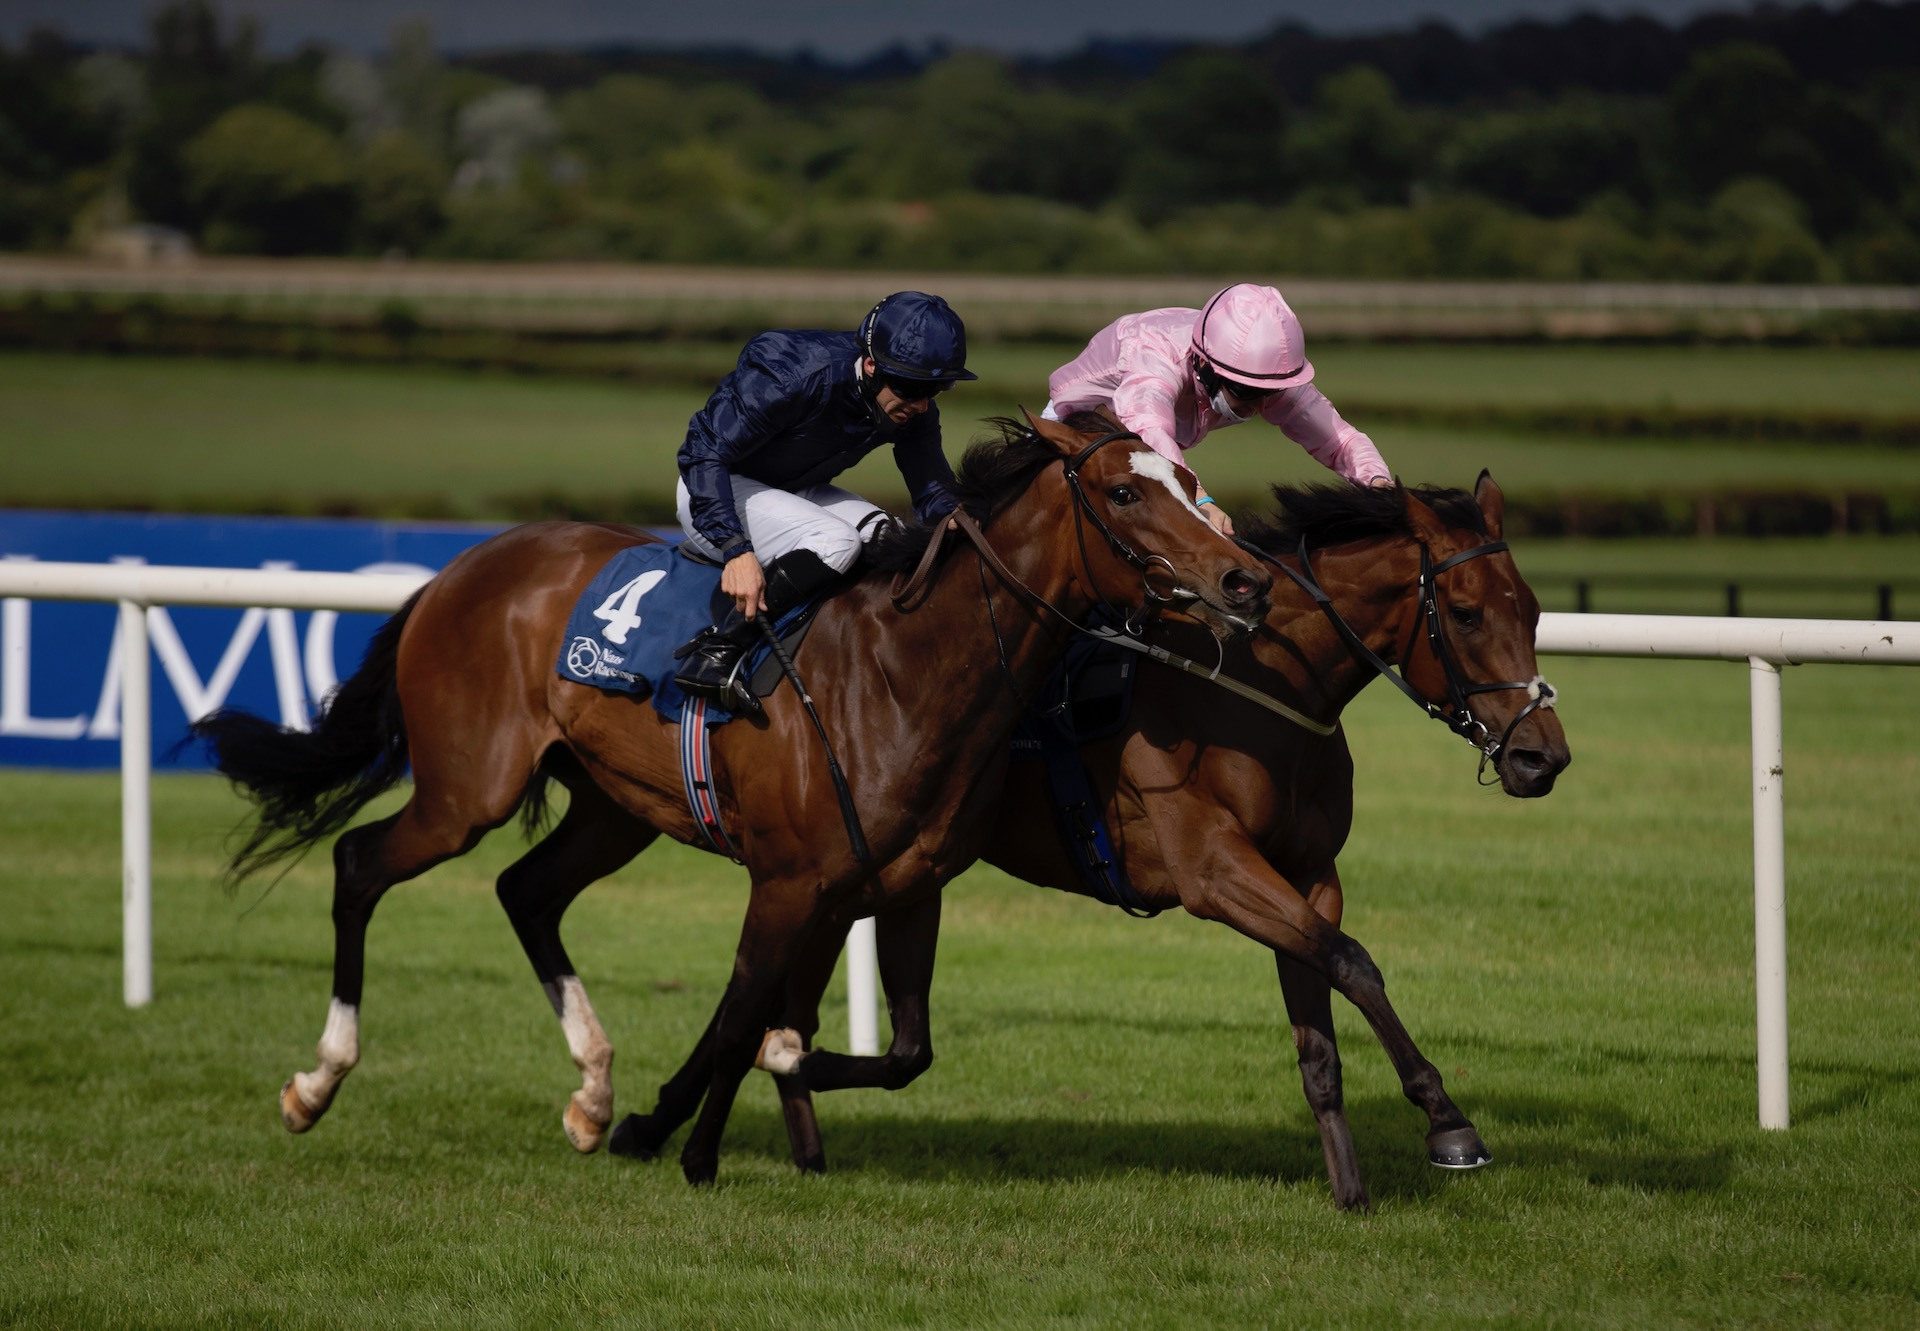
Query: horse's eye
[
  {"left": 1108, "top": 485, "right": 1140, "bottom": 506},
  {"left": 1450, "top": 604, "right": 1481, "bottom": 629}
]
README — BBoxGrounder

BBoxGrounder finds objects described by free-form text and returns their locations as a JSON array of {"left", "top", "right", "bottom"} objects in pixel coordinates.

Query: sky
[{"left": 1, "top": 0, "right": 1820, "bottom": 56}]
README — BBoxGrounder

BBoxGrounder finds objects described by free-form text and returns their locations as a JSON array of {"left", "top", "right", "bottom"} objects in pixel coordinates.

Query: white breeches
[{"left": 677, "top": 476, "right": 888, "bottom": 573}]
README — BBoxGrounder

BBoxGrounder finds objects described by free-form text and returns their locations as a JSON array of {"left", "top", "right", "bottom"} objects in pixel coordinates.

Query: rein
[
  {"left": 1244, "top": 533, "right": 1557, "bottom": 782},
  {"left": 891, "top": 429, "right": 1198, "bottom": 638}
]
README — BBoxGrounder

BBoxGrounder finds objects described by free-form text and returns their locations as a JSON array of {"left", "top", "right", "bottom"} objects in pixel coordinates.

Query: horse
[
  {"left": 192, "top": 411, "right": 1272, "bottom": 1185},
  {"left": 651, "top": 472, "right": 1570, "bottom": 1209}
]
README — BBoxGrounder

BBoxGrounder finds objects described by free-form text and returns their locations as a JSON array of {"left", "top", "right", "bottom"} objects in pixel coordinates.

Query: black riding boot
[{"left": 673, "top": 549, "right": 840, "bottom": 718}]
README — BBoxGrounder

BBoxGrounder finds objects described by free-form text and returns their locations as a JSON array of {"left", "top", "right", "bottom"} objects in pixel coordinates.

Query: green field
[
  {"left": 3, "top": 656, "right": 1918, "bottom": 1327},
  {"left": 4, "top": 349, "right": 1919, "bottom": 518}
]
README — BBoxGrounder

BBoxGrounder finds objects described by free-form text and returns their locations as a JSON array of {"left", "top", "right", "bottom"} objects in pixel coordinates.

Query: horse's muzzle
[
  {"left": 1498, "top": 740, "right": 1570, "bottom": 797},
  {"left": 1207, "top": 565, "right": 1272, "bottom": 633}
]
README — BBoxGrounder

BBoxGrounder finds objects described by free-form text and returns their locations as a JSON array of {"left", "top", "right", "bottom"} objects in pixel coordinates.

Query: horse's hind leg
[
  {"left": 495, "top": 767, "right": 659, "bottom": 1154},
  {"left": 281, "top": 793, "right": 506, "bottom": 1133}
]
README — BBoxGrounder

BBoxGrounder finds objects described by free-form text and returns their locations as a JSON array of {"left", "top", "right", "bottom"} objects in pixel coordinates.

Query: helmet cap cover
[{"left": 1191, "top": 284, "right": 1313, "bottom": 391}]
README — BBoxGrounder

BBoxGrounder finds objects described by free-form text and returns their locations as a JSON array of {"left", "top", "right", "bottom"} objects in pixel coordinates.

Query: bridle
[
  {"left": 893, "top": 427, "right": 1233, "bottom": 635},
  {"left": 1058, "top": 429, "right": 1215, "bottom": 636},
  {"left": 1248, "top": 531, "right": 1557, "bottom": 783}
]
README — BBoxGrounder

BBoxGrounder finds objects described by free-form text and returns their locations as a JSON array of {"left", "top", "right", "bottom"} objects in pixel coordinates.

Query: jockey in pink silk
[{"left": 1046, "top": 283, "right": 1390, "bottom": 536}]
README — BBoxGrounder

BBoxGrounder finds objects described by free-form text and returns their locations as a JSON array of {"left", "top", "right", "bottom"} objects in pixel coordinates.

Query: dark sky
[{"left": 1, "top": 0, "right": 1830, "bottom": 55}]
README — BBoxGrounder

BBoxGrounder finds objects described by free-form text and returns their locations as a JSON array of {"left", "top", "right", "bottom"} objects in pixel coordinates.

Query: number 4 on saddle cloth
[
  {"left": 1011, "top": 619, "right": 1159, "bottom": 917},
  {"left": 555, "top": 544, "right": 819, "bottom": 725}
]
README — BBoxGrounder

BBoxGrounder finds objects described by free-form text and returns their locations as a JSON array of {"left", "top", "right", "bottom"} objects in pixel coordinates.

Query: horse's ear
[
  {"left": 1401, "top": 486, "right": 1449, "bottom": 545},
  {"left": 1022, "top": 408, "right": 1084, "bottom": 458},
  {"left": 1473, "top": 469, "right": 1506, "bottom": 539}
]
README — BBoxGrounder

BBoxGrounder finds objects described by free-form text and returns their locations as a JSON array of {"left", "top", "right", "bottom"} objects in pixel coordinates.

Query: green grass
[
  {"left": 990, "top": 341, "right": 1920, "bottom": 420},
  {"left": 5, "top": 350, "right": 1920, "bottom": 520},
  {"left": 3, "top": 656, "right": 1918, "bottom": 1327}
]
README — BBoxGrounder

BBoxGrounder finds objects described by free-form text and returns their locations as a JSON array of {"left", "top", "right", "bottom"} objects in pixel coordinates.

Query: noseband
[
  {"left": 1253, "top": 533, "right": 1557, "bottom": 783},
  {"left": 1060, "top": 429, "right": 1201, "bottom": 635}
]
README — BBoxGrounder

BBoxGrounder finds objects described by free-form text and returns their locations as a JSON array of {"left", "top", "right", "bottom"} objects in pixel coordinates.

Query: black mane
[
  {"left": 1241, "top": 481, "right": 1485, "bottom": 555},
  {"left": 862, "top": 411, "right": 1123, "bottom": 574}
]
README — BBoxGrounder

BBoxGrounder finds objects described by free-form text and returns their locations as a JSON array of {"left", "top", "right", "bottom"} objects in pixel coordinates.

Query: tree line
[{"left": 2, "top": 0, "right": 1916, "bottom": 282}]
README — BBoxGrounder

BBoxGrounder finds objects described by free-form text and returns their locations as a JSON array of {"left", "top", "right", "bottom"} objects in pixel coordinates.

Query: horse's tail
[{"left": 192, "top": 592, "right": 420, "bottom": 884}]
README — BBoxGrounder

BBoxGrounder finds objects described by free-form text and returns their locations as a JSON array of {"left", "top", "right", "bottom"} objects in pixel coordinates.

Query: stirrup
[{"left": 674, "top": 647, "right": 762, "bottom": 719}]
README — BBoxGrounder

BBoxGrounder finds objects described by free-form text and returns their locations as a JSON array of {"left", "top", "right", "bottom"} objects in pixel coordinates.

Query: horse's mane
[
  {"left": 862, "top": 411, "right": 1119, "bottom": 574},
  {"left": 1241, "top": 481, "right": 1485, "bottom": 555}
]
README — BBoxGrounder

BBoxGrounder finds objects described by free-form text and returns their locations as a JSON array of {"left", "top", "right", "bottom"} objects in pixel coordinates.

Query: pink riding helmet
[{"left": 1190, "top": 284, "right": 1314, "bottom": 391}]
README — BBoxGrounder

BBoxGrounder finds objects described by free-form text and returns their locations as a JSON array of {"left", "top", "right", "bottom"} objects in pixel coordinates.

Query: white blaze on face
[{"left": 1126, "top": 449, "right": 1210, "bottom": 526}]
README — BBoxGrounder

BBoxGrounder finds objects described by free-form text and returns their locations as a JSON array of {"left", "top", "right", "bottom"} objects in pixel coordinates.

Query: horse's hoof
[
  {"left": 563, "top": 1095, "right": 607, "bottom": 1154},
  {"left": 681, "top": 1153, "right": 718, "bottom": 1187},
  {"left": 279, "top": 1078, "right": 322, "bottom": 1134},
  {"left": 754, "top": 1028, "right": 806, "bottom": 1077},
  {"left": 1332, "top": 1184, "right": 1372, "bottom": 1212},
  {"left": 1428, "top": 1126, "right": 1492, "bottom": 1170},
  {"left": 607, "top": 1114, "right": 662, "bottom": 1161}
]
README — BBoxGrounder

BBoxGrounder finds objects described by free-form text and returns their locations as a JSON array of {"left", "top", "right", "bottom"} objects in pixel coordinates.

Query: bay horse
[
  {"left": 194, "top": 411, "right": 1270, "bottom": 1185},
  {"left": 646, "top": 472, "right": 1569, "bottom": 1209}
]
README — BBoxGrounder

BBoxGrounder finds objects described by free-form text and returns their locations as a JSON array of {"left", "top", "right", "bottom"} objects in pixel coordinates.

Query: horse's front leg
[
  {"left": 1265, "top": 867, "right": 1366, "bottom": 1210},
  {"left": 781, "top": 890, "right": 941, "bottom": 1094},
  {"left": 756, "top": 913, "right": 856, "bottom": 1174},
  {"left": 677, "top": 883, "right": 826, "bottom": 1186},
  {"left": 1190, "top": 837, "right": 1489, "bottom": 1190}
]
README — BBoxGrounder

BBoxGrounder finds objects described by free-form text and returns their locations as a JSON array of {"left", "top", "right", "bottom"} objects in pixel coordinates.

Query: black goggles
[
  {"left": 1197, "top": 362, "right": 1278, "bottom": 402},
  {"left": 881, "top": 374, "right": 955, "bottom": 401}
]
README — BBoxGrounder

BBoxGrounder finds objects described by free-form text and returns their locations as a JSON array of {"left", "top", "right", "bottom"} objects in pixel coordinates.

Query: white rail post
[
  {"left": 846, "top": 916, "right": 880, "bottom": 1056},
  {"left": 1749, "top": 656, "right": 1789, "bottom": 1129},
  {"left": 120, "top": 600, "right": 152, "bottom": 1008}
]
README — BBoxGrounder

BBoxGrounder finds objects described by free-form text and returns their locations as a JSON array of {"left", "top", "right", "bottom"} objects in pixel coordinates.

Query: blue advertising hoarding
[{"left": 0, "top": 510, "right": 505, "bottom": 769}]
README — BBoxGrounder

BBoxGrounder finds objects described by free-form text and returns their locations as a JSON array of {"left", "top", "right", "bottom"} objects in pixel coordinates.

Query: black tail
[{"left": 192, "top": 593, "right": 420, "bottom": 884}]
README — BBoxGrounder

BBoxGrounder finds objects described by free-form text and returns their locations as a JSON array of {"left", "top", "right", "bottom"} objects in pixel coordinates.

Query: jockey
[
  {"left": 1045, "top": 283, "right": 1390, "bottom": 536},
  {"left": 673, "top": 290, "right": 976, "bottom": 714}
]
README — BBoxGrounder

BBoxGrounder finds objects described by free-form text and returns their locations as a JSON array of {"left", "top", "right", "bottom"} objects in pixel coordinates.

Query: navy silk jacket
[{"left": 677, "top": 329, "right": 960, "bottom": 560}]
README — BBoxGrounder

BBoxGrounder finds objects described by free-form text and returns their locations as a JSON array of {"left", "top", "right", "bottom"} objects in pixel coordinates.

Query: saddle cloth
[{"left": 554, "top": 543, "right": 814, "bottom": 726}]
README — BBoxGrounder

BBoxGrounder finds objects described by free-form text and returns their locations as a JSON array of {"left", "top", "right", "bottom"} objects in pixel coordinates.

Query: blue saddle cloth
[{"left": 554, "top": 543, "right": 806, "bottom": 726}]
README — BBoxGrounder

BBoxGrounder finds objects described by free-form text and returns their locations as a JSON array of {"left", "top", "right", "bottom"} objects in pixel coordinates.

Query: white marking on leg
[
  {"left": 558, "top": 976, "right": 614, "bottom": 1150},
  {"left": 1126, "top": 450, "right": 1209, "bottom": 525},
  {"left": 291, "top": 998, "right": 359, "bottom": 1111},
  {"left": 755, "top": 1027, "right": 806, "bottom": 1077}
]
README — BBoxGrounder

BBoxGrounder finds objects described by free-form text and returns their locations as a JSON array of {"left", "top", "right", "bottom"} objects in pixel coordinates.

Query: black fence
[{"left": 1540, "top": 575, "right": 1912, "bottom": 619}]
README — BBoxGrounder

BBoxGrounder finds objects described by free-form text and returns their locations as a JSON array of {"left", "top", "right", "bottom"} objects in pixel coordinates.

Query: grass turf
[
  {"left": 2, "top": 655, "right": 1917, "bottom": 1327},
  {"left": 5, "top": 349, "right": 1920, "bottom": 520}
]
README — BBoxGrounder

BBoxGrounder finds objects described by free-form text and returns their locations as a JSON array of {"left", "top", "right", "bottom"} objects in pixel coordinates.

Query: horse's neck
[
  {"left": 829, "top": 513, "right": 1085, "bottom": 731},
  {"left": 1252, "top": 539, "right": 1420, "bottom": 717}
]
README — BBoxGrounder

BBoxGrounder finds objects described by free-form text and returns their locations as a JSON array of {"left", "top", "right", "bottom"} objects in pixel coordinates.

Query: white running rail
[{"left": 3, "top": 560, "right": 1916, "bottom": 1117}]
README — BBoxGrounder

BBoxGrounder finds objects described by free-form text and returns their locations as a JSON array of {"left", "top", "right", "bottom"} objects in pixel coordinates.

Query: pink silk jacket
[{"left": 1047, "top": 307, "right": 1390, "bottom": 488}]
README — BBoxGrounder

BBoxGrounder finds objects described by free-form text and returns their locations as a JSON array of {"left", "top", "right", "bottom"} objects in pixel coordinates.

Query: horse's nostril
[
  {"left": 1221, "top": 569, "right": 1261, "bottom": 602},
  {"left": 1508, "top": 748, "right": 1556, "bottom": 778}
]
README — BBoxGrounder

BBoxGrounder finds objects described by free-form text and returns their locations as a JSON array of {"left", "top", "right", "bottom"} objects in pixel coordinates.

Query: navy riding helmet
[{"left": 858, "top": 292, "right": 979, "bottom": 385}]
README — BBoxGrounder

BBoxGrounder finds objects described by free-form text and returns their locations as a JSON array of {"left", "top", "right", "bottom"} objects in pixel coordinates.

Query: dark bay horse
[
  {"left": 707, "top": 473, "right": 1570, "bottom": 1209},
  {"left": 194, "top": 412, "right": 1270, "bottom": 1184}
]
